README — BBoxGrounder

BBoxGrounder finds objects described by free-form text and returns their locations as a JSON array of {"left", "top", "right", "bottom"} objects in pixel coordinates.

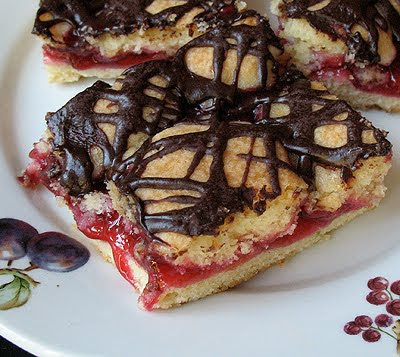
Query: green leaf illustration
[
  {"left": 0, "top": 277, "right": 22, "bottom": 310},
  {"left": 0, "top": 269, "right": 39, "bottom": 286},
  {"left": 0, "top": 269, "right": 39, "bottom": 310},
  {"left": 14, "top": 283, "right": 31, "bottom": 308}
]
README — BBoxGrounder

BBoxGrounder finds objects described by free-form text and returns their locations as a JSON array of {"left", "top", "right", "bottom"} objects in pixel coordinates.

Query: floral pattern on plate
[
  {"left": 344, "top": 276, "right": 400, "bottom": 354},
  {"left": 0, "top": 218, "right": 89, "bottom": 310}
]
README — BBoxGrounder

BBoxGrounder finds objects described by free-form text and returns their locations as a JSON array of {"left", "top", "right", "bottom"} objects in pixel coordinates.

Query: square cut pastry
[
  {"left": 32, "top": 0, "right": 248, "bottom": 82},
  {"left": 271, "top": 0, "right": 400, "bottom": 112},
  {"left": 21, "top": 18, "right": 392, "bottom": 310}
]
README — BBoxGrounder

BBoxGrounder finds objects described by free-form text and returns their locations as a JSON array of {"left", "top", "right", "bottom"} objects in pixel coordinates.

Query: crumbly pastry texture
[
  {"left": 271, "top": 0, "right": 400, "bottom": 112},
  {"left": 33, "top": 0, "right": 249, "bottom": 82},
  {"left": 22, "top": 15, "right": 392, "bottom": 310}
]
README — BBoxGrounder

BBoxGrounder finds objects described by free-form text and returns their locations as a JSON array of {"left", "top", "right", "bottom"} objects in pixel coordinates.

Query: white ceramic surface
[{"left": 0, "top": 1, "right": 399, "bottom": 356}]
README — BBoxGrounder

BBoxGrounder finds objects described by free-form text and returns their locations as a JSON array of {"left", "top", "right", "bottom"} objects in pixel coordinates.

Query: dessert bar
[
  {"left": 22, "top": 16, "right": 392, "bottom": 310},
  {"left": 32, "top": 0, "right": 248, "bottom": 82},
  {"left": 272, "top": 0, "right": 400, "bottom": 112}
]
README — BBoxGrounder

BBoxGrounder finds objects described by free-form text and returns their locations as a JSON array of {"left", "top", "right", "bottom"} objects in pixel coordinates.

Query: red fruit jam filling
[
  {"left": 68, "top": 199, "right": 362, "bottom": 310},
  {"left": 21, "top": 144, "right": 368, "bottom": 310},
  {"left": 309, "top": 53, "right": 400, "bottom": 97},
  {"left": 43, "top": 45, "right": 169, "bottom": 71}
]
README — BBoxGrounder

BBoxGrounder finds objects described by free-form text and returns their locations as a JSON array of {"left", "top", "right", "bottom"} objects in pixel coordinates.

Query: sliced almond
[
  {"left": 389, "top": 0, "right": 400, "bottom": 14},
  {"left": 97, "top": 123, "right": 116, "bottom": 144},
  {"left": 362, "top": 130, "right": 377, "bottom": 144},
  {"left": 332, "top": 112, "right": 349, "bottom": 121},
  {"left": 39, "top": 12, "right": 54, "bottom": 22},
  {"left": 312, "top": 104, "right": 324, "bottom": 112},
  {"left": 221, "top": 49, "right": 238, "bottom": 85},
  {"left": 238, "top": 54, "right": 261, "bottom": 89},
  {"left": 319, "top": 94, "right": 338, "bottom": 100},
  {"left": 93, "top": 99, "right": 119, "bottom": 114},
  {"left": 145, "top": 0, "right": 187, "bottom": 15},
  {"left": 90, "top": 146, "right": 104, "bottom": 178},
  {"left": 185, "top": 47, "right": 214, "bottom": 79},
  {"left": 270, "top": 103, "right": 290, "bottom": 118},
  {"left": 112, "top": 80, "right": 123, "bottom": 91},
  {"left": 144, "top": 88, "right": 165, "bottom": 100},
  {"left": 377, "top": 27, "right": 397, "bottom": 66},
  {"left": 148, "top": 75, "right": 169, "bottom": 88},
  {"left": 49, "top": 22, "right": 72, "bottom": 43},
  {"left": 307, "top": 0, "right": 331, "bottom": 11},
  {"left": 122, "top": 132, "right": 149, "bottom": 160},
  {"left": 351, "top": 24, "right": 369, "bottom": 42},
  {"left": 143, "top": 106, "right": 158, "bottom": 123},
  {"left": 268, "top": 45, "right": 282, "bottom": 59},
  {"left": 311, "top": 81, "right": 327, "bottom": 91}
]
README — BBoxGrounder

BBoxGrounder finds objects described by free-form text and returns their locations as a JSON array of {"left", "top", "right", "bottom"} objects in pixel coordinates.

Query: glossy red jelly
[
  {"left": 43, "top": 45, "right": 169, "bottom": 71},
  {"left": 310, "top": 54, "right": 400, "bottom": 97},
  {"left": 21, "top": 142, "right": 366, "bottom": 310},
  {"left": 68, "top": 199, "right": 360, "bottom": 310}
]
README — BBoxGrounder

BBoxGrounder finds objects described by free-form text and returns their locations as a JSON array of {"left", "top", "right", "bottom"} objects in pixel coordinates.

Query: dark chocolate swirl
[
  {"left": 33, "top": 0, "right": 245, "bottom": 40},
  {"left": 282, "top": 0, "right": 400, "bottom": 63}
]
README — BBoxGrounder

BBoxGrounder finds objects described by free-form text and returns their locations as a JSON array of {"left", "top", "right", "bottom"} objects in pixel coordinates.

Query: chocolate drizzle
[
  {"left": 33, "top": 0, "right": 245, "bottom": 40},
  {"left": 254, "top": 73, "right": 391, "bottom": 177},
  {"left": 47, "top": 60, "right": 184, "bottom": 194},
  {"left": 113, "top": 73, "right": 391, "bottom": 236},
  {"left": 115, "top": 121, "right": 292, "bottom": 235},
  {"left": 175, "top": 14, "right": 281, "bottom": 105},
  {"left": 47, "top": 15, "right": 281, "bottom": 195},
  {"left": 44, "top": 18, "right": 392, "bottom": 236},
  {"left": 283, "top": 0, "right": 400, "bottom": 63}
]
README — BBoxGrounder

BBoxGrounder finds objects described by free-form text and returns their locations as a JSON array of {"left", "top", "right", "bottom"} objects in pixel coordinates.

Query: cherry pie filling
[
  {"left": 72, "top": 201, "right": 365, "bottom": 310},
  {"left": 21, "top": 144, "right": 372, "bottom": 310},
  {"left": 43, "top": 44, "right": 169, "bottom": 71},
  {"left": 308, "top": 52, "right": 400, "bottom": 97}
]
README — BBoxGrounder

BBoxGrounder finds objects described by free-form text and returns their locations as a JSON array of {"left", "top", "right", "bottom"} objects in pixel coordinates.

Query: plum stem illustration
[
  {"left": 387, "top": 289, "right": 394, "bottom": 300},
  {"left": 369, "top": 326, "right": 397, "bottom": 340},
  {"left": 23, "top": 262, "right": 39, "bottom": 272}
]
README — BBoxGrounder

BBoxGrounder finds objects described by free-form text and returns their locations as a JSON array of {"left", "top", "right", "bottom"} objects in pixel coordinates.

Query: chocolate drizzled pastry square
[
  {"left": 271, "top": 0, "right": 400, "bottom": 112},
  {"left": 22, "top": 13, "right": 392, "bottom": 310},
  {"left": 32, "top": 0, "right": 249, "bottom": 82}
]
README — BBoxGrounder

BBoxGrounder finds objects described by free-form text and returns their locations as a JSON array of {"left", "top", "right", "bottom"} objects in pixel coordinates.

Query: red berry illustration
[
  {"left": 344, "top": 277, "right": 400, "bottom": 352},
  {"left": 366, "top": 290, "right": 390, "bottom": 305},
  {"left": 390, "top": 280, "right": 400, "bottom": 296},
  {"left": 344, "top": 322, "right": 361, "bottom": 335},
  {"left": 367, "top": 277, "right": 389, "bottom": 291},
  {"left": 386, "top": 299, "right": 400, "bottom": 316},
  {"left": 355, "top": 315, "right": 373, "bottom": 328},
  {"left": 375, "top": 314, "right": 394, "bottom": 327},
  {"left": 362, "top": 329, "right": 381, "bottom": 342}
]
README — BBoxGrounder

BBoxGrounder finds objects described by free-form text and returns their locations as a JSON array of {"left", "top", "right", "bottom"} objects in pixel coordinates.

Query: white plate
[{"left": 0, "top": 1, "right": 400, "bottom": 356}]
